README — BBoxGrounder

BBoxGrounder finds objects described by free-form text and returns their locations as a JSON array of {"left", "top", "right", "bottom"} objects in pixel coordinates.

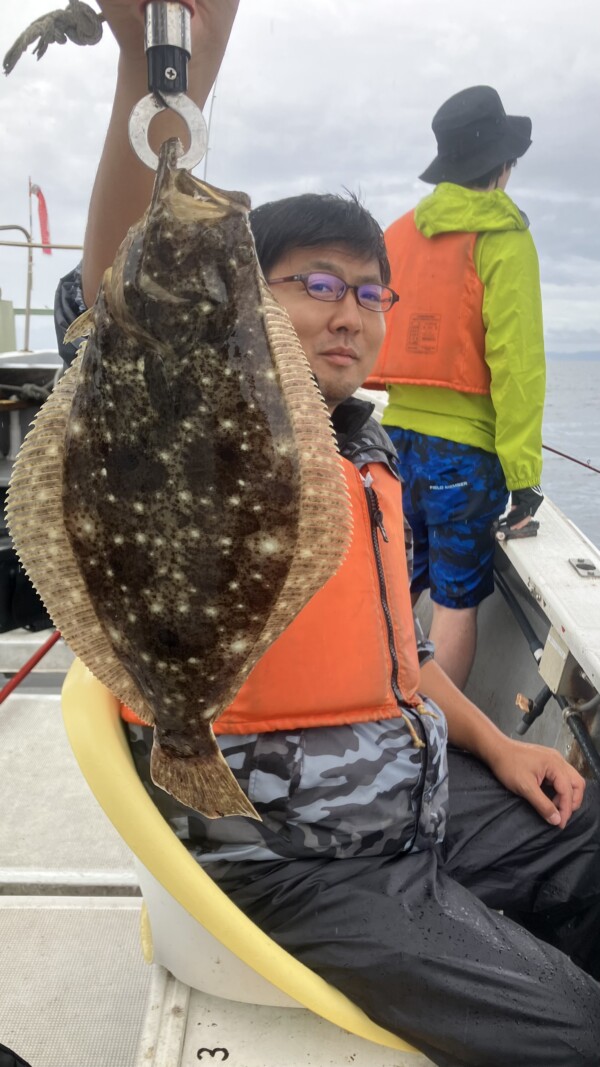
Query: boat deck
[
  {"left": 0, "top": 691, "right": 136, "bottom": 893},
  {"left": 1, "top": 896, "right": 148, "bottom": 1067},
  {"left": 0, "top": 663, "right": 149, "bottom": 1067}
]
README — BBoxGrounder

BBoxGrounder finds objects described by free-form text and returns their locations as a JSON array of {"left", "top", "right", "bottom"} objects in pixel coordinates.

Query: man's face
[{"left": 266, "top": 245, "right": 386, "bottom": 411}]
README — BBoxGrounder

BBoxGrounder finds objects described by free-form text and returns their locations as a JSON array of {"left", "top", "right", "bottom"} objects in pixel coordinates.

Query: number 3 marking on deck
[{"left": 197, "top": 1050, "right": 229, "bottom": 1062}]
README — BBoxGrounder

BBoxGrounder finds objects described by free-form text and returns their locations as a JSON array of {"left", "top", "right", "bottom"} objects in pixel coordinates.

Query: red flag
[{"left": 30, "top": 183, "right": 51, "bottom": 254}]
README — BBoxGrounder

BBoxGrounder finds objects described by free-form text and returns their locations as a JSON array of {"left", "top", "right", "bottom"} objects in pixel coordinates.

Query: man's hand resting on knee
[
  {"left": 484, "top": 738, "right": 585, "bottom": 829},
  {"left": 419, "top": 658, "right": 586, "bottom": 828}
]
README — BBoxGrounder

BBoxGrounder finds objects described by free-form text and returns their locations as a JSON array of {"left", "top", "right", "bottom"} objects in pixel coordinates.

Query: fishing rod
[
  {"left": 0, "top": 630, "right": 62, "bottom": 706},
  {"left": 543, "top": 444, "right": 600, "bottom": 475}
]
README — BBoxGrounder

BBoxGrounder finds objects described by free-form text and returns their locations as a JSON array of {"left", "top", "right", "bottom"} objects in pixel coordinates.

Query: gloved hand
[{"left": 506, "top": 485, "right": 544, "bottom": 527}]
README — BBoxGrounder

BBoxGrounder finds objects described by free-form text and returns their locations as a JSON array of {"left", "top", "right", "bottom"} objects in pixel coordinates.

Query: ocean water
[{"left": 542, "top": 358, "right": 600, "bottom": 549}]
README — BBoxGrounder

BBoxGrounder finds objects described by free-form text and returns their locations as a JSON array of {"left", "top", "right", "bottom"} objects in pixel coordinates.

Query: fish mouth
[
  {"left": 190, "top": 176, "right": 251, "bottom": 215},
  {"left": 155, "top": 139, "right": 251, "bottom": 221}
]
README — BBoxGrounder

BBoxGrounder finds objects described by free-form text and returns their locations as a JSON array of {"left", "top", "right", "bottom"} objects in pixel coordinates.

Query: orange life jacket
[
  {"left": 121, "top": 456, "right": 421, "bottom": 733},
  {"left": 366, "top": 210, "right": 490, "bottom": 396}
]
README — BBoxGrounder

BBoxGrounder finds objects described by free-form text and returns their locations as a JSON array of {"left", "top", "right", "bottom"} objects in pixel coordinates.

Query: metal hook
[
  {"left": 128, "top": 2, "right": 207, "bottom": 171},
  {"left": 128, "top": 91, "right": 208, "bottom": 171}
]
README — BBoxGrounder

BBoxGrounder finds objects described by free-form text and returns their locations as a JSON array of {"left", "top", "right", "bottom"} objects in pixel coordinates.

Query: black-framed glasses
[{"left": 268, "top": 272, "right": 399, "bottom": 313}]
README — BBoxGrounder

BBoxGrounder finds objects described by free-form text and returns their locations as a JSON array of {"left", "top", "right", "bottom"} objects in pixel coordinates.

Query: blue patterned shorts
[{"left": 387, "top": 428, "right": 509, "bottom": 609}]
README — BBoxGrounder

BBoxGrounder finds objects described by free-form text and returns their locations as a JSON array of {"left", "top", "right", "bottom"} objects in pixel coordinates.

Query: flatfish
[{"left": 7, "top": 139, "right": 352, "bottom": 818}]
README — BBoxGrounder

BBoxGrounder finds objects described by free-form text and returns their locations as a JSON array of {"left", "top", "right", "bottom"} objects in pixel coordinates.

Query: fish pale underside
[{"left": 7, "top": 139, "right": 353, "bottom": 820}]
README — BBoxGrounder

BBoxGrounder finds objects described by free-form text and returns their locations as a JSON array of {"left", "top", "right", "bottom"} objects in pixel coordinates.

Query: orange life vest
[
  {"left": 366, "top": 210, "right": 490, "bottom": 396},
  {"left": 121, "top": 456, "right": 421, "bottom": 733}
]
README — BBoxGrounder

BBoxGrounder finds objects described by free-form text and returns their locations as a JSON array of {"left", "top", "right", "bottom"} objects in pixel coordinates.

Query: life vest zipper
[
  {"left": 363, "top": 473, "right": 428, "bottom": 849},
  {"left": 364, "top": 476, "right": 411, "bottom": 711}
]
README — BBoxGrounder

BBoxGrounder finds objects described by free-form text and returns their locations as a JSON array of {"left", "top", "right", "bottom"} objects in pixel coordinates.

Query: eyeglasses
[{"left": 268, "top": 272, "right": 399, "bottom": 313}]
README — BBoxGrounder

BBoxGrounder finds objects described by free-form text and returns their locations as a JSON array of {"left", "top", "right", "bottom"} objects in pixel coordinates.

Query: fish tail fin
[{"left": 150, "top": 729, "right": 260, "bottom": 821}]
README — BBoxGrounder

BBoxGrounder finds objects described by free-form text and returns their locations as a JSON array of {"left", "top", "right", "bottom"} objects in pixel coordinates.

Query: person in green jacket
[{"left": 367, "top": 85, "right": 545, "bottom": 689}]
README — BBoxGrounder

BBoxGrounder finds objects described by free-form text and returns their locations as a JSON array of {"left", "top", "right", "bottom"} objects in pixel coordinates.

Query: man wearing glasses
[{"left": 55, "top": 7, "right": 599, "bottom": 1065}]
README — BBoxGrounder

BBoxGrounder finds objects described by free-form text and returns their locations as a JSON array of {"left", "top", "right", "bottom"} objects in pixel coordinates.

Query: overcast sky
[{"left": 1, "top": 0, "right": 599, "bottom": 353}]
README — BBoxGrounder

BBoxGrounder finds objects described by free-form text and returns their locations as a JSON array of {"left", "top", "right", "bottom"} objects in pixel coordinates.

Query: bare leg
[{"left": 430, "top": 603, "right": 477, "bottom": 690}]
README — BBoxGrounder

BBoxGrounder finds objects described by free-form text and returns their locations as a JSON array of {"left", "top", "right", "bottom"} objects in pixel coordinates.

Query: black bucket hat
[{"left": 419, "top": 85, "right": 532, "bottom": 185}]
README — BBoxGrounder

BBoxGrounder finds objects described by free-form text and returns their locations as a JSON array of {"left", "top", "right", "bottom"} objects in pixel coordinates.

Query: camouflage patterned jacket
[{"left": 56, "top": 266, "right": 448, "bottom": 864}]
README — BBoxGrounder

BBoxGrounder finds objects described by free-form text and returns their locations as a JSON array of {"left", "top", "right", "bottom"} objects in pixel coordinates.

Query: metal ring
[{"left": 128, "top": 92, "right": 208, "bottom": 171}]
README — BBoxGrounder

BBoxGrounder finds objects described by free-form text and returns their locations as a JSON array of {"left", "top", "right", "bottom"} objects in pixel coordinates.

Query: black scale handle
[{"left": 144, "top": 1, "right": 191, "bottom": 96}]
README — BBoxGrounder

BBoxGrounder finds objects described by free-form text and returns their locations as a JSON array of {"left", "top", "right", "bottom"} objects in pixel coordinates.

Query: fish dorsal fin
[
  {"left": 233, "top": 278, "right": 353, "bottom": 670},
  {"left": 63, "top": 303, "right": 97, "bottom": 347},
  {"left": 6, "top": 353, "right": 154, "bottom": 724}
]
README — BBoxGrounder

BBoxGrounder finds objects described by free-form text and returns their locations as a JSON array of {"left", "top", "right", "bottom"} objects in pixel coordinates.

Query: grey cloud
[{"left": 1, "top": 0, "right": 598, "bottom": 353}]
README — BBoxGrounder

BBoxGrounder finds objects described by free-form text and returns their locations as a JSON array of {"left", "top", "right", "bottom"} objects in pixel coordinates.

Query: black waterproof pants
[{"left": 207, "top": 750, "right": 600, "bottom": 1067}]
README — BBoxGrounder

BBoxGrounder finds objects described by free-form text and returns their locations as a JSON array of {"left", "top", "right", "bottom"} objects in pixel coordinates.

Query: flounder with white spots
[{"left": 7, "top": 139, "right": 352, "bottom": 819}]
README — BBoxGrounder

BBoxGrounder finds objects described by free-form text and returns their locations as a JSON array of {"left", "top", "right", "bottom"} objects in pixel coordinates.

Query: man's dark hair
[
  {"left": 462, "top": 159, "right": 517, "bottom": 190},
  {"left": 249, "top": 193, "right": 390, "bottom": 284}
]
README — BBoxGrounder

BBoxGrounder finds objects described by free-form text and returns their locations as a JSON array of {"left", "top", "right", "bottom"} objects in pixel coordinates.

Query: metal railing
[{"left": 0, "top": 229, "right": 83, "bottom": 351}]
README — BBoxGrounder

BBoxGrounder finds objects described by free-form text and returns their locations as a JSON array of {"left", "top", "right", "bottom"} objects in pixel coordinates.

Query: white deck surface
[
  {"left": 0, "top": 897, "right": 150, "bottom": 1067},
  {"left": 0, "top": 685, "right": 149, "bottom": 1066},
  {"left": 180, "top": 989, "right": 432, "bottom": 1066},
  {"left": 0, "top": 691, "right": 136, "bottom": 890},
  {"left": 140, "top": 967, "right": 433, "bottom": 1067}
]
